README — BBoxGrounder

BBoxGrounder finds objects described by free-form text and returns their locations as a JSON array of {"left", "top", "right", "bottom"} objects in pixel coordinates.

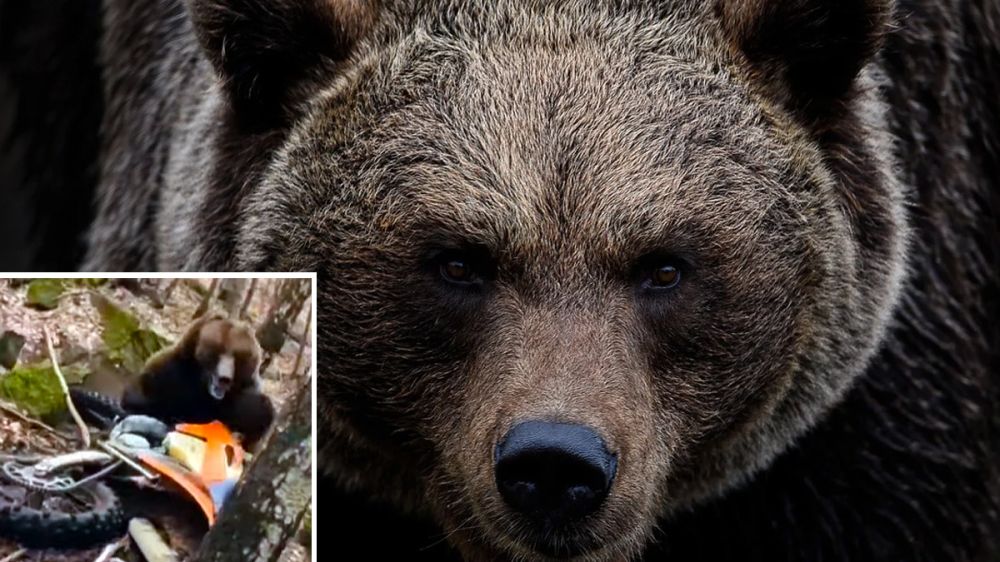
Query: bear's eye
[
  {"left": 430, "top": 247, "right": 493, "bottom": 288},
  {"left": 651, "top": 265, "right": 680, "bottom": 288},
  {"left": 441, "top": 259, "right": 475, "bottom": 284},
  {"left": 636, "top": 255, "right": 685, "bottom": 293}
]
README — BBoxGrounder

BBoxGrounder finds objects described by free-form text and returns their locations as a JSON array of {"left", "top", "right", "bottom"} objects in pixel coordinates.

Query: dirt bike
[{"left": 0, "top": 390, "right": 246, "bottom": 550}]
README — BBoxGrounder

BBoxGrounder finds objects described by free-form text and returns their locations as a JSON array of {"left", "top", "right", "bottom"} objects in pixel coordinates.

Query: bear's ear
[
  {"left": 186, "top": 0, "right": 377, "bottom": 128},
  {"left": 717, "top": 0, "right": 892, "bottom": 120}
]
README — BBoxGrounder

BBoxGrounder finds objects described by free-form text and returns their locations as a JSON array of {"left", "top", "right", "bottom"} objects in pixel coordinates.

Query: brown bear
[{"left": 24, "top": 0, "right": 1000, "bottom": 559}]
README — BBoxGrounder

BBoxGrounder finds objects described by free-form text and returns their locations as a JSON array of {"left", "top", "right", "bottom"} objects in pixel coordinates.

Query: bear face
[
  {"left": 192, "top": 317, "right": 262, "bottom": 397},
  {"left": 84, "top": 0, "right": 912, "bottom": 558},
  {"left": 207, "top": 2, "right": 907, "bottom": 559}
]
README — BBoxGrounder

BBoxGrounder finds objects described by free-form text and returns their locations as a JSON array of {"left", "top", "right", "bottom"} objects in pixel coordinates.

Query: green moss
[
  {"left": 92, "top": 293, "right": 169, "bottom": 373},
  {"left": 0, "top": 361, "right": 86, "bottom": 418},
  {"left": 23, "top": 279, "right": 107, "bottom": 310},
  {"left": 25, "top": 279, "right": 66, "bottom": 310}
]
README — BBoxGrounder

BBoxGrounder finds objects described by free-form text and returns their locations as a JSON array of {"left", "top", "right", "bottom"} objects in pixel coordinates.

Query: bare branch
[{"left": 43, "top": 326, "right": 90, "bottom": 448}]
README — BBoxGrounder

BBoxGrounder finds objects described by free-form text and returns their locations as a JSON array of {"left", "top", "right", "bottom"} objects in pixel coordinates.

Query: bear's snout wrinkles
[{"left": 494, "top": 421, "right": 617, "bottom": 529}]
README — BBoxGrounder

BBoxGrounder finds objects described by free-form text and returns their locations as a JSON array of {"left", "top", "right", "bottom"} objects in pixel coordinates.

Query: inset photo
[{"left": 0, "top": 276, "right": 314, "bottom": 562}]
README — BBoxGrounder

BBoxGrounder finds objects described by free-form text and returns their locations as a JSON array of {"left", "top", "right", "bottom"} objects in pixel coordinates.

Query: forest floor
[{"left": 0, "top": 278, "right": 312, "bottom": 562}]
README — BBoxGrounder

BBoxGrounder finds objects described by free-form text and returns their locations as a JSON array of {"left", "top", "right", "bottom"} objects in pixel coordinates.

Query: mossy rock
[
  {"left": 24, "top": 279, "right": 108, "bottom": 310},
  {"left": 0, "top": 361, "right": 87, "bottom": 419},
  {"left": 25, "top": 279, "right": 67, "bottom": 310},
  {"left": 91, "top": 293, "right": 169, "bottom": 374}
]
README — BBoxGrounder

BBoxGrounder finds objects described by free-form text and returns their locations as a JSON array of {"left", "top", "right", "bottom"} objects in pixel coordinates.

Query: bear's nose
[{"left": 494, "top": 421, "right": 616, "bottom": 526}]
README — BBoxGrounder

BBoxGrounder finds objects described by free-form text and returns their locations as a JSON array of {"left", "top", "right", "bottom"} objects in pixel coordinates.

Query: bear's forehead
[{"left": 292, "top": 31, "right": 808, "bottom": 264}]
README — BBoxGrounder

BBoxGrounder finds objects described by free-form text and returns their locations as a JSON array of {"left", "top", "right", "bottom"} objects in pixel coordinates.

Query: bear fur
[{"left": 74, "top": 0, "right": 1000, "bottom": 560}]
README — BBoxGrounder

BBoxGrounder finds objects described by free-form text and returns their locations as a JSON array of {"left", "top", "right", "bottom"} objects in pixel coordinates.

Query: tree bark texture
[{"left": 190, "top": 380, "right": 311, "bottom": 562}]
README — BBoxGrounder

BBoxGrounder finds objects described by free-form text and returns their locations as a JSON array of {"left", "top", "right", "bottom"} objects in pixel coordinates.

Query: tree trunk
[
  {"left": 161, "top": 278, "right": 181, "bottom": 306},
  {"left": 219, "top": 279, "right": 249, "bottom": 318},
  {"left": 190, "top": 381, "right": 311, "bottom": 562},
  {"left": 239, "top": 279, "right": 258, "bottom": 320},
  {"left": 290, "top": 312, "right": 311, "bottom": 379},
  {"left": 192, "top": 279, "right": 220, "bottom": 319}
]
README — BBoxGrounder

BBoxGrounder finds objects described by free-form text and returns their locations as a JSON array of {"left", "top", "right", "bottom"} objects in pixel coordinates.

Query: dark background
[{"left": 0, "top": 0, "right": 103, "bottom": 271}]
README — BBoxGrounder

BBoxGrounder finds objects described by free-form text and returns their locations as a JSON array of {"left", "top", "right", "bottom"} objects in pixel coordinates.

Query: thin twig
[
  {"left": 43, "top": 326, "right": 90, "bottom": 448},
  {"left": 130, "top": 518, "right": 179, "bottom": 562},
  {"left": 0, "top": 548, "right": 25, "bottom": 562},
  {"left": 0, "top": 400, "right": 70, "bottom": 442},
  {"left": 94, "top": 539, "right": 124, "bottom": 562},
  {"left": 57, "top": 289, "right": 94, "bottom": 303},
  {"left": 35, "top": 289, "right": 95, "bottom": 317}
]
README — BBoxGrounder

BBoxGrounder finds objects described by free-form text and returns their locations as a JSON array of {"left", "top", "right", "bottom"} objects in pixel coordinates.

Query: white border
[{"left": 0, "top": 272, "right": 319, "bottom": 555}]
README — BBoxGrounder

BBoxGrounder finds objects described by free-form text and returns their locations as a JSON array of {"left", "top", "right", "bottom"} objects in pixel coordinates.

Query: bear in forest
[{"left": 4, "top": 0, "right": 999, "bottom": 560}]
